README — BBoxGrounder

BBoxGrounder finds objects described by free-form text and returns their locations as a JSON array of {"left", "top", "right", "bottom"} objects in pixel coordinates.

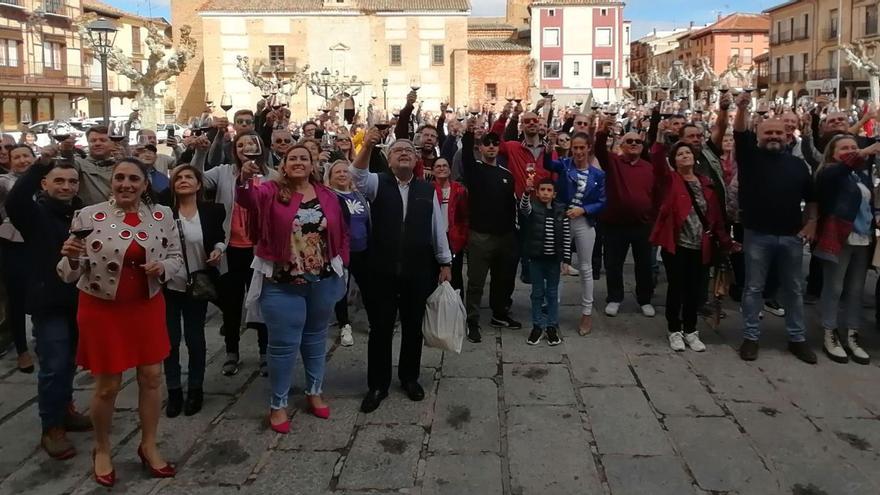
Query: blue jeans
[
  {"left": 529, "top": 257, "right": 561, "bottom": 328},
  {"left": 260, "top": 276, "right": 345, "bottom": 409},
  {"left": 33, "top": 313, "right": 77, "bottom": 431},
  {"left": 164, "top": 289, "right": 208, "bottom": 390},
  {"left": 742, "top": 229, "right": 806, "bottom": 342},
  {"left": 819, "top": 244, "right": 869, "bottom": 331}
]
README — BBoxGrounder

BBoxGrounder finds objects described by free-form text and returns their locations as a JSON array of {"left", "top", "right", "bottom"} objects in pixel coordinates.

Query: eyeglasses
[
  {"left": 624, "top": 139, "right": 644, "bottom": 146},
  {"left": 482, "top": 140, "right": 500, "bottom": 147},
  {"left": 521, "top": 118, "right": 539, "bottom": 124},
  {"left": 235, "top": 119, "right": 254, "bottom": 126},
  {"left": 574, "top": 121, "right": 590, "bottom": 126},
  {"left": 274, "top": 138, "right": 292, "bottom": 144}
]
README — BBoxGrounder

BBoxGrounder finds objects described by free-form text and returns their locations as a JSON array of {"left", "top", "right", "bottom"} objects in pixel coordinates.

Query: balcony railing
[
  {"left": 793, "top": 26, "right": 809, "bottom": 40},
  {"left": 42, "top": 0, "right": 72, "bottom": 17},
  {"left": 0, "top": 65, "right": 89, "bottom": 88},
  {"left": 825, "top": 27, "right": 839, "bottom": 40},
  {"left": 771, "top": 71, "right": 809, "bottom": 84},
  {"left": 757, "top": 74, "right": 769, "bottom": 87},
  {"left": 809, "top": 67, "right": 854, "bottom": 80},
  {"left": 0, "top": 0, "right": 23, "bottom": 6}
]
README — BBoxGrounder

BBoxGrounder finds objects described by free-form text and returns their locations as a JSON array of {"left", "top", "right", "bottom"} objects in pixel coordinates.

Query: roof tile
[{"left": 199, "top": 0, "right": 471, "bottom": 13}]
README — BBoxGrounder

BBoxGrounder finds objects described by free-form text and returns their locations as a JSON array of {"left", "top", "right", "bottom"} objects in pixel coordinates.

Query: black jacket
[
  {"left": 6, "top": 162, "right": 82, "bottom": 314},
  {"left": 172, "top": 202, "right": 227, "bottom": 267}
]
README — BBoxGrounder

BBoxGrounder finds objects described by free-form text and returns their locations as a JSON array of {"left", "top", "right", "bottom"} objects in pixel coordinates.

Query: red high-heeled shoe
[
  {"left": 137, "top": 446, "right": 176, "bottom": 478},
  {"left": 92, "top": 449, "right": 116, "bottom": 487},
  {"left": 307, "top": 404, "right": 331, "bottom": 419},
  {"left": 267, "top": 413, "right": 291, "bottom": 434}
]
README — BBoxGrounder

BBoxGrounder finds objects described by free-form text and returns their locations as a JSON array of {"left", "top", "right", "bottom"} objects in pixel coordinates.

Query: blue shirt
[
  {"left": 338, "top": 190, "right": 369, "bottom": 253},
  {"left": 149, "top": 168, "right": 170, "bottom": 194}
]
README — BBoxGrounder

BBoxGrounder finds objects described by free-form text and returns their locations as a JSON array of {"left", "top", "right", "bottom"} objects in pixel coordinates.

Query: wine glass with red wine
[
  {"left": 239, "top": 134, "right": 263, "bottom": 188},
  {"left": 220, "top": 93, "right": 233, "bottom": 114},
  {"left": 108, "top": 120, "right": 126, "bottom": 143}
]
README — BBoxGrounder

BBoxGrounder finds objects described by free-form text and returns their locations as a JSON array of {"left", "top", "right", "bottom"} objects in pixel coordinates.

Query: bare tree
[
  {"left": 842, "top": 41, "right": 880, "bottom": 105},
  {"left": 76, "top": 13, "right": 197, "bottom": 128}
]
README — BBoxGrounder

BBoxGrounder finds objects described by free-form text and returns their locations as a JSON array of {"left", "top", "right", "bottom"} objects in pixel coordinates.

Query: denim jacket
[{"left": 543, "top": 156, "right": 607, "bottom": 223}]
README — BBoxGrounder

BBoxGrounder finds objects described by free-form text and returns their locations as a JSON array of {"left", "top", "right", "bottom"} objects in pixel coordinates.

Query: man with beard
[
  {"left": 733, "top": 93, "right": 817, "bottom": 364},
  {"left": 7, "top": 154, "right": 91, "bottom": 458},
  {"left": 351, "top": 130, "right": 451, "bottom": 413}
]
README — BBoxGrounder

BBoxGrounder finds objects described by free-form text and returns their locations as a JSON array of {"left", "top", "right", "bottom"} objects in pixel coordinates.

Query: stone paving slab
[
  {"left": 507, "top": 405, "right": 601, "bottom": 495},
  {"left": 503, "top": 364, "right": 577, "bottom": 406},
  {"left": 565, "top": 335, "right": 637, "bottom": 386},
  {"left": 175, "top": 418, "right": 272, "bottom": 486},
  {"left": 336, "top": 424, "right": 424, "bottom": 491},
  {"left": 602, "top": 454, "right": 696, "bottom": 495},
  {"left": 360, "top": 368, "right": 437, "bottom": 426},
  {"left": 279, "top": 397, "right": 361, "bottom": 451},
  {"left": 580, "top": 386, "right": 673, "bottom": 456},
  {"left": 422, "top": 453, "right": 503, "bottom": 495},
  {"left": 631, "top": 354, "right": 724, "bottom": 417},
  {"left": 666, "top": 416, "right": 777, "bottom": 493},
  {"left": 249, "top": 451, "right": 339, "bottom": 493},
  {"left": 429, "top": 378, "right": 500, "bottom": 454},
  {"left": 441, "top": 338, "right": 499, "bottom": 378}
]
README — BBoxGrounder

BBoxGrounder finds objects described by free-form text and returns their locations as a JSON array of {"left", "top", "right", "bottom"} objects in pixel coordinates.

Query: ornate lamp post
[
  {"left": 86, "top": 18, "right": 118, "bottom": 126},
  {"left": 306, "top": 67, "right": 366, "bottom": 111},
  {"left": 382, "top": 78, "right": 389, "bottom": 111}
]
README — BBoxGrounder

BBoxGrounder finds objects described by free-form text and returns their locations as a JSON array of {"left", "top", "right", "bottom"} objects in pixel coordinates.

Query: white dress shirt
[{"left": 350, "top": 166, "right": 452, "bottom": 264}]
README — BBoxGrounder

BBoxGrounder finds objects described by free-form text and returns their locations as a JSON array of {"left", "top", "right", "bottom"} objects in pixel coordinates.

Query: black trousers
[
  {"left": 451, "top": 249, "right": 465, "bottom": 295},
  {"left": 604, "top": 223, "right": 654, "bottom": 305},
  {"left": 592, "top": 220, "right": 604, "bottom": 277},
  {"left": 365, "top": 267, "right": 436, "bottom": 392},
  {"left": 661, "top": 247, "right": 705, "bottom": 334},
  {"left": 1, "top": 240, "right": 29, "bottom": 354},
  {"left": 334, "top": 250, "right": 369, "bottom": 327},
  {"left": 219, "top": 246, "right": 267, "bottom": 355}
]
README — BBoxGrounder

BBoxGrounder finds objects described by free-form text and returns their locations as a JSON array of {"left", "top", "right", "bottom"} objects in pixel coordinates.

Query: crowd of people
[{"left": 0, "top": 84, "right": 878, "bottom": 487}]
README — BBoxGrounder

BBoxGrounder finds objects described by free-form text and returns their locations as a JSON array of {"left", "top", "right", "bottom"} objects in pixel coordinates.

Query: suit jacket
[
  {"left": 57, "top": 201, "right": 183, "bottom": 300},
  {"left": 172, "top": 202, "right": 227, "bottom": 261}
]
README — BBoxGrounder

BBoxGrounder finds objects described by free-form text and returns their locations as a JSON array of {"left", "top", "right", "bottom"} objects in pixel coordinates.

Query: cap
[{"left": 480, "top": 132, "right": 500, "bottom": 145}]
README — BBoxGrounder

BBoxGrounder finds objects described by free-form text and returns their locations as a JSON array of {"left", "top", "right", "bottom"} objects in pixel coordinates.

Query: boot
[
  {"left": 845, "top": 329, "right": 870, "bottom": 365},
  {"left": 166, "top": 388, "right": 184, "bottom": 418},
  {"left": 41, "top": 426, "right": 76, "bottom": 460},
  {"left": 184, "top": 388, "right": 203, "bottom": 416},
  {"left": 823, "top": 329, "right": 849, "bottom": 364},
  {"left": 63, "top": 403, "right": 93, "bottom": 432}
]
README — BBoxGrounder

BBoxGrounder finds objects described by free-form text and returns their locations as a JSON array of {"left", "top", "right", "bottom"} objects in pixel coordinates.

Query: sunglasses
[
  {"left": 574, "top": 121, "right": 590, "bottom": 126},
  {"left": 235, "top": 119, "right": 254, "bottom": 125},
  {"left": 482, "top": 140, "right": 500, "bottom": 147},
  {"left": 521, "top": 118, "right": 539, "bottom": 124},
  {"left": 274, "top": 138, "right": 292, "bottom": 144},
  {"left": 624, "top": 139, "right": 644, "bottom": 146}
]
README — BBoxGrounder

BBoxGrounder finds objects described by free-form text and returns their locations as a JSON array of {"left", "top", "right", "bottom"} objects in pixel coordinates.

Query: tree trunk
[
  {"left": 137, "top": 84, "right": 162, "bottom": 130},
  {"left": 871, "top": 75, "right": 880, "bottom": 107},
  {"left": 688, "top": 80, "right": 695, "bottom": 111}
]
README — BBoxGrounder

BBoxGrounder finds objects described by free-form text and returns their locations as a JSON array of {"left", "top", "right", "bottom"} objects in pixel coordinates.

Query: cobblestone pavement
[{"left": 2, "top": 268, "right": 880, "bottom": 495}]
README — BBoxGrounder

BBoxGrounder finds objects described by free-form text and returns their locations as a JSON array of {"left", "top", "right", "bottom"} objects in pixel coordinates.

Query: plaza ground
[{"left": 1, "top": 264, "right": 880, "bottom": 494}]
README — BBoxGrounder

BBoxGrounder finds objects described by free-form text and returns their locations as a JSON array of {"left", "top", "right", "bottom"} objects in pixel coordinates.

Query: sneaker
[
  {"left": 221, "top": 353, "right": 240, "bottom": 376},
  {"left": 684, "top": 332, "right": 706, "bottom": 352},
  {"left": 845, "top": 329, "right": 870, "bottom": 365},
  {"left": 788, "top": 341, "right": 817, "bottom": 364},
  {"left": 668, "top": 331, "right": 686, "bottom": 351},
  {"left": 490, "top": 315, "right": 522, "bottom": 329},
  {"left": 467, "top": 323, "right": 482, "bottom": 343},
  {"left": 640, "top": 304, "right": 656, "bottom": 317},
  {"left": 41, "top": 426, "right": 75, "bottom": 460},
  {"left": 763, "top": 300, "right": 785, "bottom": 317},
  {"left": 564, "top": 264, "right": 580, "bottom": 276},
  {"left": 340, "top": 324, "right": 354, "bottom": 347},
  {"left": 605, "top": 302, "right": 620, "bottom": 317},
  {"left": 739, "top": 339, "right": 759, "bottom": 361},
  {"left": 527, "top": 326, "right": 543, "bottom": 345},
  {"left": 546, "top": 326, "right": 562, "bottom": 346},
  {"left": 823, "top": 328, "right": 849, "bottom": 364}
]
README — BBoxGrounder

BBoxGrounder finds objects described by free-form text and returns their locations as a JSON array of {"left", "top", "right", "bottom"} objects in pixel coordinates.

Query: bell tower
[{"left": 506, "top": 0, "right": 531, "bottom": 27}]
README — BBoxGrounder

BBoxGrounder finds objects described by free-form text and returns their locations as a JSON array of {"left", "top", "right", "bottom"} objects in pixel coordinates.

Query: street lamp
[
  {"left": 86, "top": 18, "right": 118, "bottom": 127},
  {"left": 320, "top": 67, "right": 331, "bottom": 101},
  {"left": 382, "top": 78, "right": 388, "bottom": 111}
]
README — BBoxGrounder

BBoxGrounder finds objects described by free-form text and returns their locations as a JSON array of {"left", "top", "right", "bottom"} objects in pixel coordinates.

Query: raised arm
[
  {"left": 7, "top": 160, "right": 51, "bottom": 239},
  {"left": 351, "top": 128, "right": 381, "bottom": 201},
  {"left": 594, "top": 117, "right": 613, "bottom": 170},
  {"left": 395, "top": 91, "right": 417, "bottom": 139},
  {"left": 712, "top": 94, "right": 732, "bottom": 151},
  {"left": 461, "top": 128, "right": 478, "bottom": 188},
  {"left": 733, "top": 92, "right": 750, "bottom": 133}
]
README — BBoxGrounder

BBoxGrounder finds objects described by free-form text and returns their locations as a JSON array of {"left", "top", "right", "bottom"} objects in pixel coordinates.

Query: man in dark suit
[{"left": 351, "top": 129, "right": 452, "bottom": 413}]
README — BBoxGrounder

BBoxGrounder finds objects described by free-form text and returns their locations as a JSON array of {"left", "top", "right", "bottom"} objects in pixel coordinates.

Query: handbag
[
  {"left": 176, "top": 218, "right": 219, "bottom": 302},
  {"left": 683, "top": 180, "right": 721, "bottom": 264}
]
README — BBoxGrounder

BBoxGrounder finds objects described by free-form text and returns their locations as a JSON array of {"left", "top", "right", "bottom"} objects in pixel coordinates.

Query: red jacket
[
  {"left": 594, "top": 131, "right": 657, "bottom": 225},
  {"left": 648, "top": 143, "right": 731, "bottom": 264},
  {"left": 435, "top": 181, "right": 469, "bottom": 253},
  {"left": 492, "top": 117, "right": 556, "bottom": 197}
]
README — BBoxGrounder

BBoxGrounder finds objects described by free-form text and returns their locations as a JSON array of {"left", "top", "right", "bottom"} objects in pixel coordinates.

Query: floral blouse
[{"left": 272, "top": 197, "right": 334, "bottom": 284}]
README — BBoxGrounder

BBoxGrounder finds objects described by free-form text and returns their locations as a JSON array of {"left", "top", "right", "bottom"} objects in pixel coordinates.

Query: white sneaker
[
  {"left": 669, "top": 331, "right": 686, "bottom": 351},
  {"left": 684, "top": 332, "right": 706, "bottom": 352},
  {"left": 564, "top": 264, "right": 580, "bottom": 276},
  {"left": 823, "top": 328, "right": 848, "bottom": 363},
  {"left": 605, "top": 302, "right": 620, "bottom": 317},
  {"left": 641, "top": 304, "right": 656, "bottom": 317},
  {"left": 845, "top": 329, "right": 870, "bottom": 365},
  {"left": 340, "top": 324, "right": 354, "bottom": 347}
]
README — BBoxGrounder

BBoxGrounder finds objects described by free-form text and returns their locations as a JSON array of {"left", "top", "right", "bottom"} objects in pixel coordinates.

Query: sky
[{"left": 114, "top": 0, "right": 776, "bottom": 38}]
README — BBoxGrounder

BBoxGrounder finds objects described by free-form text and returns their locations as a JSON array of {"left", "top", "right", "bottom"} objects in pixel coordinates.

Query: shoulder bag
[{"left": 176, "top": 218, "right": 219, "bottom": 302}]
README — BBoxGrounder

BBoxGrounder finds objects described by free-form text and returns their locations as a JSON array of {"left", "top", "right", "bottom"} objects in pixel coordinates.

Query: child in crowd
[{"left": 520, "top": 177, "right": 571, "bottom": 346}]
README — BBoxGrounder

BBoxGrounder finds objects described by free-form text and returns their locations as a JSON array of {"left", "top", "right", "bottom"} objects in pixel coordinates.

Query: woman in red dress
[{"left": 58, "top": 158, "right": 183, "bottom": 487}]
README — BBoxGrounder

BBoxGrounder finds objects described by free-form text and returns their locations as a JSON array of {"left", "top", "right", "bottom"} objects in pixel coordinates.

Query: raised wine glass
[
  {"left": 220, "top": 94, "right": 233, "bottom": 114},
  {"left": 410, "top": 76, "right": 421, "bottom": 92},
  {"left": 108, "top": 120, "right": 126, "bottom": 143},
  {"left": 239, "top": 134, "right": 263, "bottom": 188},
  {"left": 205, "top": 92, "right": 214, "bottom": 107},
  {"left": 20, "top": 112, "right": 31, "bottom": 128}
]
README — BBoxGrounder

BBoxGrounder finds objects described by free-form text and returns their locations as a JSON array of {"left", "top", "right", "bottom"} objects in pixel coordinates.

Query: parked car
[
  {"left": 28, "top": 121, "right": 89, "bottom": 149},
  {"left": 156, "top": 124, "right": 184, "bottom": 143}
]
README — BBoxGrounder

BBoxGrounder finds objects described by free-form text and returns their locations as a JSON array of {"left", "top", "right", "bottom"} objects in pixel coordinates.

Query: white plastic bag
[{"left": 422, "top": 281, "right": 466, "bottom": 354}]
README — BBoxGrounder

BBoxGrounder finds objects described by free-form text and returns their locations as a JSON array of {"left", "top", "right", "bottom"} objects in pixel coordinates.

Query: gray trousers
[{"left": 466, "top": 231, "right": 518, "bottom": 324}]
